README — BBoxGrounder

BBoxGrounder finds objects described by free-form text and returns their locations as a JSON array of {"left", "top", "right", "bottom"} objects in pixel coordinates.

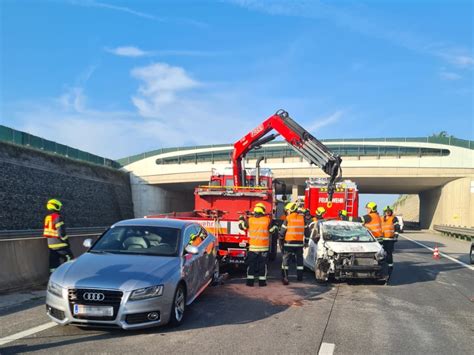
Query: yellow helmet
[
  {"left": 253, "top": 206, "right": 265, "bottom": 214},
  {"left": 383, "top": 205, "right": 393, "bottom": 213},
  {"left": 339, "top": 209, "right": 348, "bottom": 216},
  {"left": 47, "top": 199, "right": 62, "bottom": 211},
  {"left": 255, "top": 203, "right": 266, "bottom": 212},
  {"left": 366, "top": 202, "right": 377, "bottom": 212},
  {"left": 316, "top": 206, "right": 326, "bottom": 215},
  {"left": 284, "top": 202, "right": 297, "bottom": 213}
]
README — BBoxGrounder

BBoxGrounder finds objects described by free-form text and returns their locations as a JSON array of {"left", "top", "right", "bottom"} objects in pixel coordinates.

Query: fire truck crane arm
[{"left": 232, "top": 110, "right": 342, "bottom": 204}]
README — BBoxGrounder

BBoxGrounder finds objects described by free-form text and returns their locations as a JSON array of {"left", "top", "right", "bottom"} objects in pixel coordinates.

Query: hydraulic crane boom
[{"left": 232, "top": 110, "right": 342, "bottom": 204}]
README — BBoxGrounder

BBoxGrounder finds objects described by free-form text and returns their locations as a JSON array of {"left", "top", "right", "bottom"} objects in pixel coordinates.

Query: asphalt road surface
[{"left": 1, "top": 231, "right": 473, "bottom": 355}]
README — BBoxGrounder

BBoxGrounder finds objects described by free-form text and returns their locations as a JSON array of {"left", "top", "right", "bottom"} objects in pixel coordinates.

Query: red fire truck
[
  {"left": 304, "top": 178, "right": 359, "bottom": 218},
  {"left": 149, "top": 110, "right": 344, "bottom": 264}
]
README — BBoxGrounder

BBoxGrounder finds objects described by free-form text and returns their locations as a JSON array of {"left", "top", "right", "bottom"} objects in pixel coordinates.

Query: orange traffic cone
[{"left": 433, "top": 244, "right": 440, "bottom": 260}]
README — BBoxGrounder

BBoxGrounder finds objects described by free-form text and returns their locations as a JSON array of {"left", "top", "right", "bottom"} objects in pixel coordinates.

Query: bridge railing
[
  {"left": 434, "top": 225, "right": 474, "bottom": 241},
  {"left": 118, "top": 136, "right": 473, "bottom": 166}
]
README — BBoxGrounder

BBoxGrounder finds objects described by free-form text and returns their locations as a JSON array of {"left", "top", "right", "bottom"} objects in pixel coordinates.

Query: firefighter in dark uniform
[
  {"left": 381, "top": 206, "right": 399, "bottom": 270},
  {"left": 239, "top": 203, "right": 278, "bottom": 287},
  {"left": 43, "top": 199, "right": 73, "bottom": 273},
  {"left": 279, "top": 202, "right": 309, "bottom": 285},
  {"left": 349, "top": 202, "right": 383, "bottom": 240},
  {"left": 338, "top": 209, "right": 349, "bottom": 221},
  {"left": 308, "top": 206, "right": 327, "bottom": 242}
]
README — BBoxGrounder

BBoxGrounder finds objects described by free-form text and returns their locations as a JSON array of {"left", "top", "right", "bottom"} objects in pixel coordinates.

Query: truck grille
[{"left": 68, "top": 288, "right": 123, "bottom": 321}]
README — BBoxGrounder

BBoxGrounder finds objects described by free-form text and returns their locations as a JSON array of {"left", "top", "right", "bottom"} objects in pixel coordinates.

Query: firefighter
[
  {"left": 349, "top": 202, "right": 382, "bottom": 239},
  {"left": 279, "top": 202, "right": 308, "bottom": 285},
  {"left": 338, "top": 209, "right": 349, "bottom": 221},
  {"left": 382, "top": 206, "right": 399, "bottom": 270},
  {"left": 314, "top": 207, "right": 326, "bottom": 221},
  {"left": 43, "top": 199, "right": 73, "bottom": 273},
  {"left": 308, "top": 207, "right": 326, "bottom": 242},
  {"left": 189, "top": 232, "right": 204, "bottom": 246},
  {"left": 239, "top": 204, "right": 277, "bottom": 287}
]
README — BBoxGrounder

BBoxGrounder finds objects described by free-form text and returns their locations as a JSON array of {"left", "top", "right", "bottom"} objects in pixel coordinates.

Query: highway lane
[{"left": 1, "top": 232, "right": 473, "bottom": 354}]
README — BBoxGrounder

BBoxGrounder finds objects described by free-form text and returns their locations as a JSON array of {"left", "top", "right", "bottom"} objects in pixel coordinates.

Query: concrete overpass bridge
[{"left": 120, "top": 137, "right": 474, "bottom": 229}]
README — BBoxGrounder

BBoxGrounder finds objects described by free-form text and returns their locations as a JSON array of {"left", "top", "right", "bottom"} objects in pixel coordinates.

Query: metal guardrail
[
  {"left": 434, "top": 225, "right": 474, "bottom": 241},
  {"left": 0, "top": 227, "right": 107, "bottom": 240}
]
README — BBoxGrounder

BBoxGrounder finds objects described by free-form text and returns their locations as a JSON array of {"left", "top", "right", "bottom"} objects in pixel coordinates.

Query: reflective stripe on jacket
[
  {"left": 365, "top": 212, "right": 382, "bottom": 238},
  {"left": 248, "top": 215, "right": 271, "bottom": 252},
  {"left": 382, "top": 215, "right": 395, "bottom": 238},
  {"left": 44, "top": 213, "right": 68, "bottom": 249},
  {"left": 284, "top": 212, "right": 305, "bottom": 245}
]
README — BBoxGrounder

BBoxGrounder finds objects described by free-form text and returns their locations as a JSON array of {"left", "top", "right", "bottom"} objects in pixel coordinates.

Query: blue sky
[{"left": 1, "top": 0, "right": 473, "bottom": 162}]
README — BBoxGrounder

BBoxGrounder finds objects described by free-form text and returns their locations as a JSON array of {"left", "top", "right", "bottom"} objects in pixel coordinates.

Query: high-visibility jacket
[
  {"left": 365, "top": 212, "right": 382, "bottom": 238},
  {"left": 284, "top": 212, "right": 305, "bottom": 246},
  {"left": 248, "top": 215, "right": 271, "bottom": 252},
  {"left": 43, "top": 213, "right": 68, "bottom": 249},
  {"left": 382, "top": 215, "right": 396, "bottom": 239}
]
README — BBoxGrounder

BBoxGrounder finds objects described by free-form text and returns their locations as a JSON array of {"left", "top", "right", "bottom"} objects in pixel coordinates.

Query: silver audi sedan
[{"left": 46, "top": 218, "right": 219, "bottom": 329}]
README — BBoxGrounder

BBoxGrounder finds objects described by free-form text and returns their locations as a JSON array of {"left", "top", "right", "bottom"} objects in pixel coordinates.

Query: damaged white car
[{"left": 303, "top": 220, "right": 389, "bottom": 284}]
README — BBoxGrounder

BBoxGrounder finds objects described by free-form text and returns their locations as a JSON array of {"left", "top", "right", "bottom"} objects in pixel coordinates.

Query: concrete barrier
[{"left": 0, "top": 235, "right": 100, "bottom": 294}]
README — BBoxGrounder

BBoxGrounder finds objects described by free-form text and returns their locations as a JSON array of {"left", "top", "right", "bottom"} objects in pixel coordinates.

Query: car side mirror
[
  {"left": 185, "top": 245, "right": 199, "bottom": 255},
  {"left": 83, "top": 238, "right": 93, "bottom": 249}
]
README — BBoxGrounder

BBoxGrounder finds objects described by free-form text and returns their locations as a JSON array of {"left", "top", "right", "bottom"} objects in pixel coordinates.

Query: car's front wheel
[
  {"left": 169, "top": 284, "right": 186, "bottom": 327},
  {"left": 315, "top": 259, "right": 329, "bottom": 284}
]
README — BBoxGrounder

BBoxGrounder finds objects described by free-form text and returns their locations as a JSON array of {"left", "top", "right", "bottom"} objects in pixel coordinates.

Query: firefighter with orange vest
[
  {"left": 381, "top": 206, "right": 399, "bottom": 269},
  {"left": 279, "top": 202, "right": 309, "bottom": 285},
  {"left": 43, "top": 199, "right": 73, "bottom": 273},
  {"left": 349, "top": 202, "right": 383, "bottom": 240},
  {"left": 239, "top": 203, "right": 278, "bottom": 287}
]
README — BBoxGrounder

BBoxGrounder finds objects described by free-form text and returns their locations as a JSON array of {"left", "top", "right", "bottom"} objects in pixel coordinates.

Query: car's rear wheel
[{"left": 169, "top": 284, "right": 186, "bottom": 327}]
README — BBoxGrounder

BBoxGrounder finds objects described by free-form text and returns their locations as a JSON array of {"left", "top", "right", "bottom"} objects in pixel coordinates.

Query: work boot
[
  {"left": 259, "top": 280, "right": 267, "bottom": 287},
  {"left": 246, "top": 279, "right": 254, "bottom": 287},
  {"left": 297, "top": 271, "right": 303, "bottom": 282},
  {"left": 282, "top": 277, "right": 289, "bottom": 285}
]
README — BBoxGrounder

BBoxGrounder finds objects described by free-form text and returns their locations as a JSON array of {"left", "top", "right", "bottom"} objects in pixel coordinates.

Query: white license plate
[{"left": 73, "top": 304, "right": 113, "bottom": 317}]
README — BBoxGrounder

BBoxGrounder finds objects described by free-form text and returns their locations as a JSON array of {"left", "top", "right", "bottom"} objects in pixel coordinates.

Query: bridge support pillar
[
  {"left": 291, "top": 185, "right": 305, "bottom": 203},
  {"left": 419, "top": 177, "right": 473, "bottom": 229}
]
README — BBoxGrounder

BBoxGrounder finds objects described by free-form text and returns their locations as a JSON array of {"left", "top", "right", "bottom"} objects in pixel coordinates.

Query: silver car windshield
[
  {"left": 90, "top": 225, "right": 181, "bottom": 256},
  {"left": 322, "top": 224, "right": 375, "bottom": 242}
]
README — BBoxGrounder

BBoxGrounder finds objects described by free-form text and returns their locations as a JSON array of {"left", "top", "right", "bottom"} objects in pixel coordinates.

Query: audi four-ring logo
[{"left": 83, "top": 292, "right": 105, "bottom": 301}]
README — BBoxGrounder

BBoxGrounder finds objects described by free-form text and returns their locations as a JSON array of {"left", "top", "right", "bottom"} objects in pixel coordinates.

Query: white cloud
[
  {"left": 308, "top": 110, "right": 344, "bottom": 133},
  {"left": 106, "top": 46, "right": 223, "bottom": 58},
  {"left": 106, "top": 46, "right": 149, "bottom": 57},
  {"left": 131, "top": 63, "right": 200, "bottom": 117},
  {"left": 439, "top": 71, "right": 462, "bottom": 81}
]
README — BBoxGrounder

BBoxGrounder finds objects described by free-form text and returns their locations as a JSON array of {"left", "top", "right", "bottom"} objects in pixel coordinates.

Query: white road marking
[
  {"left": 400, "top": 235, "right": 474, "bottom": 271},
  {"left": 0, "top": 322, "right": 56, "bottom": 346},
  {"left": 318, "top": 342, "right": 335, "bottom": 355}
]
